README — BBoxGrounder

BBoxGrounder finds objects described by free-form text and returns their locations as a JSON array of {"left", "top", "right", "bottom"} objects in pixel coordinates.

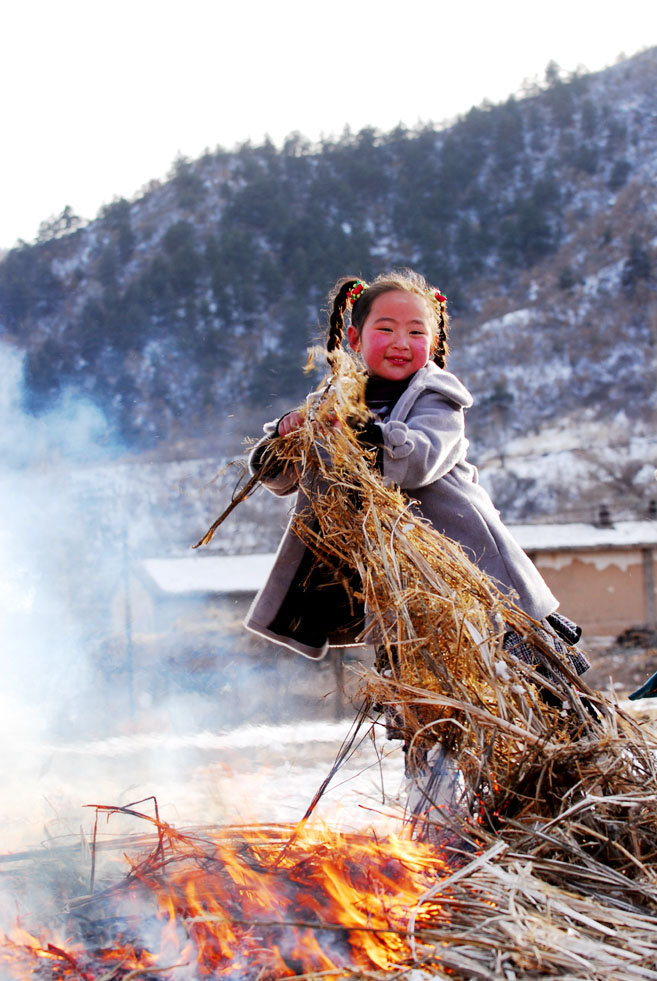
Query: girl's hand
[
  {"left": 277, "top": 410, "right": 305, "bottom": 436},
  {"left": 323, "top": 410, "right": 341, "bottom": 429}
]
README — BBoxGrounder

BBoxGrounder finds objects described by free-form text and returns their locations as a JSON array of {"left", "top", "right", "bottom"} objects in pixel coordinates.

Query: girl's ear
[{"left": 347, "top": 325, "right": 360, "bottom": 352}]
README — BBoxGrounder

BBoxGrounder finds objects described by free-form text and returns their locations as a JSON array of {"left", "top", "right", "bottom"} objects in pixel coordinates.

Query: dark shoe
[{"left": 629, "top": 669, "right": 657, "bottom": 700}]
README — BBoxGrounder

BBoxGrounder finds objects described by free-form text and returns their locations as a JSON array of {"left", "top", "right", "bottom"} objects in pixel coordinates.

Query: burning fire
[{"left": 1, "top": 804, "right": 460, "bottom": 979}]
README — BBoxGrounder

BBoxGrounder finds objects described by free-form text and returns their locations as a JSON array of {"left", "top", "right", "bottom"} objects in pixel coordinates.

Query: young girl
[{"left": 245, "top": 268, "right": 588, "bottom": 680}]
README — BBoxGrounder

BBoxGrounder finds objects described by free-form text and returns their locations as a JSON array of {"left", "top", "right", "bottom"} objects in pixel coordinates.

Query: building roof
[
  {"left": 141, "top": 521, "right": 657, "bottom": 596},
  {"left": 509, "top": 519, "right": 657, "bottom": 553},
  {"left": 142, "top": 554, "right": 276, "bottom": 595}
]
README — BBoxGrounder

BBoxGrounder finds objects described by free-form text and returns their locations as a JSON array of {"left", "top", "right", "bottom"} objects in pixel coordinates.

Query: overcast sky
[{"left": 2, "top": 0, "right": 656, "bottom": 249}]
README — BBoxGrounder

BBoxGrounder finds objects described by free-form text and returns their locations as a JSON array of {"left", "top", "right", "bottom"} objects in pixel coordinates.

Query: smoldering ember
[{"left": 1, "top": 348, "right": 657, "bottom": 980}]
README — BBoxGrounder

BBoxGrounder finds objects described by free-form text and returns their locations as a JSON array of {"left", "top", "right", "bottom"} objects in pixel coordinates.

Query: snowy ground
[{"left": 0, "top": 717, "right": 407, "bottom": 858}]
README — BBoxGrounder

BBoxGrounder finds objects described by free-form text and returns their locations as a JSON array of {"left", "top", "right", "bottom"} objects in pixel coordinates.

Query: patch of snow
[
  {"left": 478, "top": 308, "right": 537, "bottom": 335},
  {"left": 509, "top": 519, "right": 657, "bottom": 551},
  {"left": 143, "top": 553, "right": 275, "bottom": 594},
  {"left": 581, "top": 259, "right": 624, "bottom": 298},
  {"left": 51, "top": 254, "right": 81, "bottom": 279},
  {"left": 33, "top": 719, "right": 408, "bottom": 836},
  {"left": 48, "top": 719, "right": 360, "bottom": 757}
]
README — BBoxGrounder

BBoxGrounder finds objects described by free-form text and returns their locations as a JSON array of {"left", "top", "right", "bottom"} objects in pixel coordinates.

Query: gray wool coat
[{"left": 244, "top": 362, "right": 558, "bottom": 659}]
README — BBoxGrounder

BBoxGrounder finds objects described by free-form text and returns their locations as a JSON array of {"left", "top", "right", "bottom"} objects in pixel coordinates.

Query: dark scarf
[{"left": 364, "top": 375, "right": 413, "bottom": 419}]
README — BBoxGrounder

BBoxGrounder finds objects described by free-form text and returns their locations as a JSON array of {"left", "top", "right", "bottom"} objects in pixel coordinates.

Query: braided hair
[
  {"left": 327, "top": 269, "right": 449, "bottom": 369},
  {"left": 327, "top": 278, "right": 360, "bottom": 357}
]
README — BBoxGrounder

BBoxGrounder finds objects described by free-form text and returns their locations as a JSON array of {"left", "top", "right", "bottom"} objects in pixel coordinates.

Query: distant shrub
[
  {"left": 36, "top": 206, "right": 84, "bottom": 243},
  {"left": 572, "top": 145, "right": 598, "bottom": 174},
  {"left": 608, "top": 159, "right": 631, "bottom": 190},
  {"left": 23, "top": 337, "right": 71, "bottom": 409},
  {"left": 622, "top": 235, "right": 652, "bottom": 294},
  {"left": 100, "top": 198, "right": 135, "bottom": 261},
  {"left": 170, "top": 155, "right": 204, "bottom": 209},
  {"left": 558, "top": 266, "right": 577, "bottom": 290},
  {"left": 0, "top": 245, "right": 63, "bottom": 329}
]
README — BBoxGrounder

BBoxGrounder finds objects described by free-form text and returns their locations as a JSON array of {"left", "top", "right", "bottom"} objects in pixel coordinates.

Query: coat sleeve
[
  {"left": 378, "top": 391, "right": 468, "bottom": 490},
  {"left": 249, "top": 419, "right": 300, "bottom": 497}
]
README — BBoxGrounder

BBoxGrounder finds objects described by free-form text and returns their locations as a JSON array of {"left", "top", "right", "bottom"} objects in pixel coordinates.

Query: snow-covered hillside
[{"left": 0, "top": 48, "right": 655, "bottom": 524}]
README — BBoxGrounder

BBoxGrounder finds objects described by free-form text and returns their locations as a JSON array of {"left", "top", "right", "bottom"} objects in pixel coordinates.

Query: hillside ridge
[{"left": 0, "top": 48, "right": 655, "bottom": 523}]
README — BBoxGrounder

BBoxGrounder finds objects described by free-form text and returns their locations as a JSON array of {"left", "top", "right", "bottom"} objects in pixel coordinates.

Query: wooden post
[
  {"left": 642, "top": 547, "right": 657, "bottom": 628},
  {"left": 333, "top": 648, "right": 345, "bottom": 719}
]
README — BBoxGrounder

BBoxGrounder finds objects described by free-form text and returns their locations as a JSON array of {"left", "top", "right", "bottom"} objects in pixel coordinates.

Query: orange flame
[{"left": 1, "top": 814, "right": 463, "bottom": 979}]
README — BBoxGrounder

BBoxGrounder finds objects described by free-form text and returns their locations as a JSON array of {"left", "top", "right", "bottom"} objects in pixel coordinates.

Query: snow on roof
[
  {"left": 509, "top": 520, "right": 657, "bottom": 553},
  {"left": 141, "top": 521, "right": 657, "bottom": 596},
  {"left": 142, "top": 554, "right": 276, "bottom": 595}
]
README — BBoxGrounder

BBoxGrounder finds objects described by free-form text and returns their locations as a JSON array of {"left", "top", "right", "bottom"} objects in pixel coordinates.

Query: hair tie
[
  {"left": 347, "top": 280, "right": 369, "bottom": 306},
  {"left": 426, "top": 288, "right": 447, "bottom": 307}
]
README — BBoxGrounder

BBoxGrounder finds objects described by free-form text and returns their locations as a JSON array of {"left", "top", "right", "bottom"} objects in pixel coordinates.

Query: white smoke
[
  {"left": 0, "top": 342, "right": 402, "bottom": 862},
  {"left": 0, "top": 344, "right": 119, "bottom": 850},
  {"left": 0, "top": 341, "right": 407, "bottom": 981}
]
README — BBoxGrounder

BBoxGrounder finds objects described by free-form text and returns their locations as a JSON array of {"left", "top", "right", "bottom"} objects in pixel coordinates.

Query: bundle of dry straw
[{"left": 200, "top": 350, "right": 657, "bottom": 914}]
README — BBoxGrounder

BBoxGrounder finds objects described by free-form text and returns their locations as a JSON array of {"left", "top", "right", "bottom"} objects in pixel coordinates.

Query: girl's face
[{"left": 347, "top": 291, "right": 435, "bottom": 380}]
